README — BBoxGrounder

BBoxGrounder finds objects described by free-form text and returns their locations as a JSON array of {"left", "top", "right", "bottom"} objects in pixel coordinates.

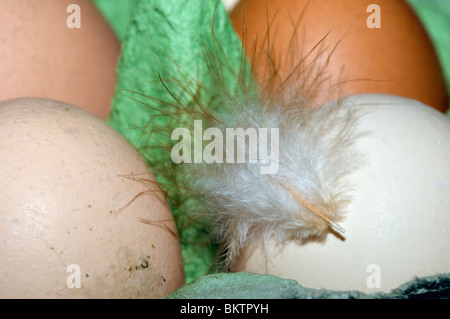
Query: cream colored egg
[
  {"left": 234, "top": 94, "right": 450, "bottom": 293},
  {"left": 0, "top": 98, "right": 184, "bottom": 298}
]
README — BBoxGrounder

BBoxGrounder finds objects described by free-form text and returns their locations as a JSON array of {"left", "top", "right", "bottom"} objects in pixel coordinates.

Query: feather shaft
[{"left": 278, "top": 180, "right": 346, "bottom": 234}]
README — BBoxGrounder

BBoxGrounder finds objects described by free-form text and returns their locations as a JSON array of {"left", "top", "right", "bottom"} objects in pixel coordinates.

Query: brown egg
[
  {"left": 0, "top": 98, "right": 184, "bottom": 298},
  {"left": 230, "top": 0, "right": 449, "bottom": 112},
  {"left": 0, "top": 0, "right": 120, "bottom": 120}
]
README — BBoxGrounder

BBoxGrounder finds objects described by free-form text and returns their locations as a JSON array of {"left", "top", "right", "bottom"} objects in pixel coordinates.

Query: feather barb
[{"left": 275, "top": 179, "right": 346, "bottom": 235}]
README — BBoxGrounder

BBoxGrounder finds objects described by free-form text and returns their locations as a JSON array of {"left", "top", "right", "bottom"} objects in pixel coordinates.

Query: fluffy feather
[
  {"left": 173, "top": 85, "right": 363, "bottom": 269},
  {"left": 123, "top": 5, "right": 366, "bottom": 270}
]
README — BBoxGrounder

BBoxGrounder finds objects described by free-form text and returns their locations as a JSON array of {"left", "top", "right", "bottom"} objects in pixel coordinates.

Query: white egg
[
  {"left": 234, "top": 94, "right": 450, "bottom": 293},
  {"left": 0, "top": 98, "right": 184, "bottom": 298}
]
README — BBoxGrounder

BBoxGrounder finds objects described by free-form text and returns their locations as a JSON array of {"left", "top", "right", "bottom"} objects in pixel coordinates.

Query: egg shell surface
[
  {"left": 230, "top": 0, "right": 449, "bottom": 112},
  {"left": 0, "top": 98, "right": 184, "bottom": 298},
  {"left": 234, "top": 94, "right": 450, "bottom": 293},
  {"left": 0, "top": 0, "right": 120, "bottom": 120}
]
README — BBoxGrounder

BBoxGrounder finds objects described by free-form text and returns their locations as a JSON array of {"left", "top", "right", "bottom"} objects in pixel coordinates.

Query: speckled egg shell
[{"left": 0, "top": 98, "right": 184, "bottom": 298}]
